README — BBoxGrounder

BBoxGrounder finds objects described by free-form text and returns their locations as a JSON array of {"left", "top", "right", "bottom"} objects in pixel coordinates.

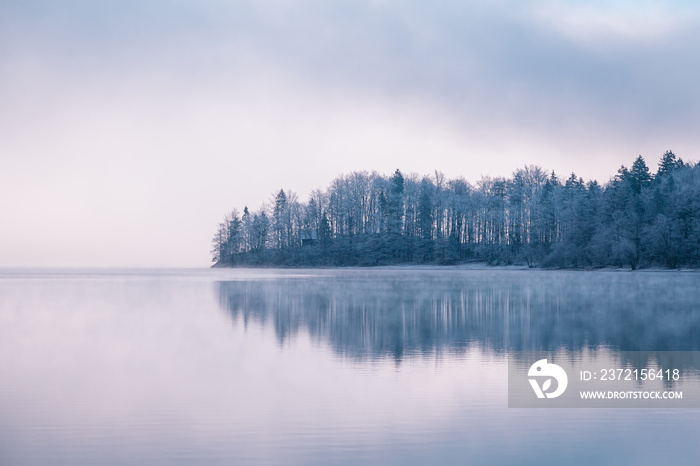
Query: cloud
[
  {"left": 4, "top": 1, "right": 700, "bottom": 131},
  {"left": 528, "top": 0, "right": 697, "bottom": 45}
]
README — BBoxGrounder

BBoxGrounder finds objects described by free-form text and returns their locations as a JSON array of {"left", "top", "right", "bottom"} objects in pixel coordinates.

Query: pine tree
[
  {"left": 630, "top": 155, "right": 651, "bottom": 194},
  {"left": 656, "top": 150, "right": 680, "bottom": 180}
]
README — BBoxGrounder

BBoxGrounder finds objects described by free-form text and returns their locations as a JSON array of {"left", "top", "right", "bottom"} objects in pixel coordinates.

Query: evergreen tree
[{"left": 630, "top": 155, "right": 652, "bottom": 194}]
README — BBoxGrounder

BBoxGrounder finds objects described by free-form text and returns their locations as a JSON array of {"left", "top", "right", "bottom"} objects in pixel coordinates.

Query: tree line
[{"left": 212, "top": 151, "right": 700, "bottom": 268}]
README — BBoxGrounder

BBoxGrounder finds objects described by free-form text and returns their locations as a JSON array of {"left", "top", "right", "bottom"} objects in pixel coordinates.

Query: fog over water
[{"left": 218, "top": 269, "right": 700, "bottom": 356}]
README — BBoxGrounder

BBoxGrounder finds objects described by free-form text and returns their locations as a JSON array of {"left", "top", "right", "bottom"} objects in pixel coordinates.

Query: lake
[{"left": 1, "top": 268, "right": 700, "bottom": 465}]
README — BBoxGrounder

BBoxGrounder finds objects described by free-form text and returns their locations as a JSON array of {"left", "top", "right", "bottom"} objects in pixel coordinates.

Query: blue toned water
[{"left": 1, "top": 268, "right": 699, "bottom": 465}]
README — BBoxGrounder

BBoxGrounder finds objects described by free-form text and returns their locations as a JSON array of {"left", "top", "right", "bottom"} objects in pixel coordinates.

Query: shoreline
[{"left": 212, "top": 262, "right": 700, "bottom": 272}]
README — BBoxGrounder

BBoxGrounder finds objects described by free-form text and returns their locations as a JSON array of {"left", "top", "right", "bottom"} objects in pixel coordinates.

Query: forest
[{"left": 212, "top": 151, "right": 700, "bottom": 269}]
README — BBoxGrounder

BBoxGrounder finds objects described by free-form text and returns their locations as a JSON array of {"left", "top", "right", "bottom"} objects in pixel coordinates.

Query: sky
[{"left": 1, "top": 0, "right": 699, "bottom": 267}]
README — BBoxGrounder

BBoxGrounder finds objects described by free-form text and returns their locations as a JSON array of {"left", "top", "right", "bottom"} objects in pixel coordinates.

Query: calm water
[{"left": 1, "top": 268, "right": 700, "bottom": 465}]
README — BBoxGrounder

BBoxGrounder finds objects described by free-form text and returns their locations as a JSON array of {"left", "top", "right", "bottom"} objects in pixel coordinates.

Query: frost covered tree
[{"left": 212, "top": 151, "right": 700, "bottom": 268}]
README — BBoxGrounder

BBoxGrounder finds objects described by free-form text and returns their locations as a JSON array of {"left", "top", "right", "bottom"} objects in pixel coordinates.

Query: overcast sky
[{"left": 1, "top": 0, "right": 698, "bottom": 267}]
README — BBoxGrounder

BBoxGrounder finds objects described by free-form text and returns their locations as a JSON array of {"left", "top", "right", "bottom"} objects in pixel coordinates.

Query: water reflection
[
  {"left": 217, "top": 270, "right": 700, "bottom": 360},
  {"left": 2, "top": 269, "right": 700, "bottom": 465}
]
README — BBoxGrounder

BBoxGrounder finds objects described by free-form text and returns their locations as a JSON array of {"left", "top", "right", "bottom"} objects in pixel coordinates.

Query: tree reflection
[{"left": 217, "top": 271, "right": 700, "bottom": 361}]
